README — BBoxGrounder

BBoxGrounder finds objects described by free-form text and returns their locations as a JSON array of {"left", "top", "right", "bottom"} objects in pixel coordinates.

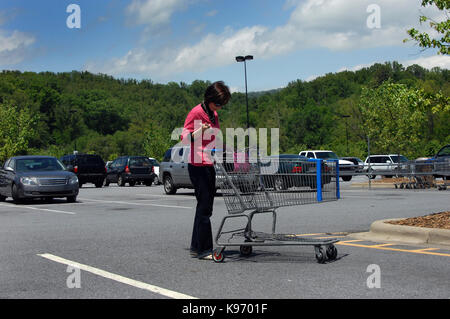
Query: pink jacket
[{"left": 181, "top": 104, "right": 220, "bottom": 166}]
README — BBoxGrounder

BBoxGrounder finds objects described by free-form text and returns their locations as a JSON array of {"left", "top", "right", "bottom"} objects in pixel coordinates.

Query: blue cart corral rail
[{"left": 212, "top": 155, "right": 340, "bottom": 263}]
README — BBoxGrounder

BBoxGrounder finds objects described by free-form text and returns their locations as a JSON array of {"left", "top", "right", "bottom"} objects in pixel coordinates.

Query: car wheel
[
  {"left": 67, "top": 196, "right": 77, "bottom": 203},
  {"left": 129, "top": 181, "right": 136, "bottom": 187},
  {"left": 103, "top": 178, "right": 110, "bottom": 187},
  {"left": 153, "top": 175, "right": 159, "bottom": 185},
  {"left": 95, "top": 181, "right": 103, "bottom": 188},
  {"left": 117, "top": 175, "right": 126, "bottom": 187},
  {"left": 163, "top": 175, "right": 177, "bottom": 195},
  {"left": 341, "top": 176, "right": 352, "bottom": 182},
  {"left": 12, "top": 184, "right": 22, "bottom": 203},
  {"left": 0, "top": 194, "right": 6, "bottom": 202}
]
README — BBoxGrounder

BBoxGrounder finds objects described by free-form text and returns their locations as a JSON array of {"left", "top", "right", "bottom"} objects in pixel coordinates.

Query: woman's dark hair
[{"left": 204, "top": 81, "right": 231, "bottom": 106}]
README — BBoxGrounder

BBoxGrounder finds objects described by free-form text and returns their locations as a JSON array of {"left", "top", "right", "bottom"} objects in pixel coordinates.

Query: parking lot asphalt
[{"left": 0, "top": 176, "right": 448, "bottom": 299}]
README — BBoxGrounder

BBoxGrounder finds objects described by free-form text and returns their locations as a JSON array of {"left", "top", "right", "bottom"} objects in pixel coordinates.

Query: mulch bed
[{"left": 387, "top": 211, "right": 450, "bottom": 230}]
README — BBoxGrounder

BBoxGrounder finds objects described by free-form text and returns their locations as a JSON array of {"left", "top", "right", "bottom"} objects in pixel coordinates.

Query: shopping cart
[
  {"left": 393, "top": 160, "right": 436, "bottom": 189},
  {"left": 212, "top": 155, "right": 341, "bottom": 263}
]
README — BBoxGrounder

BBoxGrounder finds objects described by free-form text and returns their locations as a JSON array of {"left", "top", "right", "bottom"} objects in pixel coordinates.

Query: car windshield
[
  {"left": 315, "top": 152, "right": 339, "bottom": 159},
  {"left": 78, "top": 155, "right": 104, "bottom": 165},
  {"left": 390, "top": 155, "right": 408, "bottom": 163},
  {"left": 129, "top": 157, "right": 152, "bottom": 167},
  {"left": 149, "top": 159, "right": 160, "bottom": 166},
  {"left": 437, "top": 146, "right": 450, "bottom": 156},
  {"left": 16, "top": 158, "right": 65, "bottom": 172}
]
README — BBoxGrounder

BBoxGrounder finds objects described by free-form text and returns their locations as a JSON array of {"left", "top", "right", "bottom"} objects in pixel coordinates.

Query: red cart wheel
[{"left": 213, "top": 249, "right": 225, "bottom": 263}]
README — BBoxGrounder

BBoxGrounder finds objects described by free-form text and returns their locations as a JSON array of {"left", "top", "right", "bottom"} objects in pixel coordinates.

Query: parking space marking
[
  {"left": 336, "top": 240, "right": 450, "bottom": 257},
  {"left": 38, "top": 253, "right": 197, "bottom": 299},
  {"left": 0, "top": 203, "right": 76, "bottom": 215},
  {"left": 79, "top": 198, "right": 192, "bottom": 209},
  {"left": 137, "top": 194, "right": 196, "bottom": 200},
  {"left": 292, "top": 234, "right": 450, "bottom": 257}
]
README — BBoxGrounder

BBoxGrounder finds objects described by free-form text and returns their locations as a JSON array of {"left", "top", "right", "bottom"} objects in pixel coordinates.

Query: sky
[{"left": 0, "top": 0, "right": 449, "bottom": 92}]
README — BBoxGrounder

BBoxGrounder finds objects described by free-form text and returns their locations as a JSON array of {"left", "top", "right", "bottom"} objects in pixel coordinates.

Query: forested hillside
[{"left": 0, "top": 61, "right": 448, "bottom": 162}]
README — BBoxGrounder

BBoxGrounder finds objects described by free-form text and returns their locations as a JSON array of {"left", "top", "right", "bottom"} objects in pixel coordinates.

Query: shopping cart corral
[{"left": 213, "top": 156, "right": 341, "bottom": 263}]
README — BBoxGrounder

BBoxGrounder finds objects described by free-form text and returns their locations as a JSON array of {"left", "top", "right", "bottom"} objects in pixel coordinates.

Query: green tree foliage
[
  {"left": 0, "top": 104, "right": 39, "bottom": 161},
  {"left": 359, "top": 83, "right": 429, "bottom": 158},
  {"left": 0, "top": 62, "right": 447, "bottom": 163},
  {"left": 406, "top": 0, "right": 449, "bottom": 55}
]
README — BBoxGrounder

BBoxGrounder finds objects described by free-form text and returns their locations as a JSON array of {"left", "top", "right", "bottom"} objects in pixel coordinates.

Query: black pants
[{"left": 188, "top": 164, "right": 216, "bottom": 254}]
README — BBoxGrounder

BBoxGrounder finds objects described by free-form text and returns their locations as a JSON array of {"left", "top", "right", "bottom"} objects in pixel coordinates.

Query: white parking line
[
  {"left": 0, "top": 203, "right": 76, "bottom": 215},
  {"left": 38, "top": 253, "right": 197, "bottom": 299},
  {"left": 79, "top": 198, "right": 192, "bottom": 209},
  {"left": 137, "top": 194, "right": 196, "bottom": 200}
]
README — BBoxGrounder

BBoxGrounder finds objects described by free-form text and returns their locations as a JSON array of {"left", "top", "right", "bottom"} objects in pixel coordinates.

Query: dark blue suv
[{"left": 433, "top": 144, "right": 450, "bottom": 179}]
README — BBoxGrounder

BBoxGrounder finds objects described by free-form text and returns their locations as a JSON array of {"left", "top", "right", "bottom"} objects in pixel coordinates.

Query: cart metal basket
[{"left": 212, "top": 155, "right": 341, "bottom": 263}]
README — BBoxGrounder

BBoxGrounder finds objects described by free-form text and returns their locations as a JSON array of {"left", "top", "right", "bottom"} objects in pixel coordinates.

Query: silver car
[
  {"left": 160, "top": 147, "right": 260, "bottom": 195},
  {"left": 0, "top": 156, "right": 79, "bottom": 203}
]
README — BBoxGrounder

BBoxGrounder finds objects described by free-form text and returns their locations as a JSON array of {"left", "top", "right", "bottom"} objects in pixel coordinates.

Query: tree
[
  {"left": 358, "top": 83, "right": 428, "bottom": 158},
  {"left": 0, "top": 104, "right": 39, "bottom": 161},
  {"left": 405, "top": 0, "right": 449, "bottom": 55},
  {"left": 142, "top": 122, "right": 171, "bottom": 161}
]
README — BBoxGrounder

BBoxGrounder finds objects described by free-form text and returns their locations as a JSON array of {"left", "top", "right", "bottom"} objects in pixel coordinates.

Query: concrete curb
[{"left": 351, "top": 218, "right": 450, "bottom": 247}]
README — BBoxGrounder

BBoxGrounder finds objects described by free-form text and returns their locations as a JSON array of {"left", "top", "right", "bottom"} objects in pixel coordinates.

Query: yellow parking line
[
  {"left": 409, "top": 248, "right": 439, "bottom": 253},
  {"left": 338, "top": 239, "right": 364, "bottom": 243},
  {"left": 313, "top": 236, "right": 347, "bottom": 239},
  {"left": 367, "top": 243, "right": 395, "bottom": 248},
  {"left": 336, "top": 241, "right": 450, "bottom": 257}
]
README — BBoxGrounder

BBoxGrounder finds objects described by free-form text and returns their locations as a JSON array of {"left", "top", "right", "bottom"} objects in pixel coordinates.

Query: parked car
[
  {"left": 60, "top": 153, "right": 106, "bottom": 188},
  {"left": 363, "top": 154, "right": 409, "bottom": 179},
  {"left": 0, "top": 156, "right": 79, "bottom": 203},
  {"left": 104, "top": 156, "right": 156, "bottom": 187},
  {"left": 431, "top": 144, "right": 450, "bottom": 179},
  {"left": 340, "top": 157, "right": 364, "bottom": 173},
  {"left": 260, "top": 154, "right": 331, "bottom": 190},
  {"left": 160, "top": 146, "right": 192, "bottom": 194},
  {"left": 299, "top": 150, "right": 355, "bottom": 181},
  {"left": 159, "top": 146, "right": 258, "bottom": 195},
  {"left": 148, "top": 157, "right": 161, "bottom": 185}
]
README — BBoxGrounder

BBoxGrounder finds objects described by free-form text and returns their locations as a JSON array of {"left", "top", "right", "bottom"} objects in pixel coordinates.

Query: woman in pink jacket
[{"left": 181, "top": 81, "right": 231, "bottom": 259}]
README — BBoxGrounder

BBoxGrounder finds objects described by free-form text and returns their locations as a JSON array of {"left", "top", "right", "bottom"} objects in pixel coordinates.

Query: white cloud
[
  {"left": 337, "top": 55, "right": 450, "bottom": 76},
  {"left": 403, "top": 55, "right": 450, "bottom": 70},
  {"left": 88, "top": 0, "right": 445, "bottom": 77},
  {"left": 0, "top": 30, "right": 35, "bottom": 65},
  {"left": 206, "top": 10, "right": 218, "bottom": 17},
  {"left": 126, "top": 0, "right": 186, "bottom": 28},
  {"left": 338, "top": 63, "right": 374, "bottom": 73}
]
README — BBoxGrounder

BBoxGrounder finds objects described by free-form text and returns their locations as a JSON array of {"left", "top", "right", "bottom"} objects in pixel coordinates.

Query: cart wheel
[
  {"left": 239, "top": 245, "right": 253, "bottom": 256},
  {"left": 213, "top": 249, "right": 225, "bottom": 263},
  {"left": 326, "top": 245, "right": 338, "bottom": 261},
  {"left": 315, "top": 247, "right": 326, "bottom": 264}
]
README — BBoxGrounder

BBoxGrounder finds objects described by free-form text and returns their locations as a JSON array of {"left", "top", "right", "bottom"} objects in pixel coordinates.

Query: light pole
[
  {"left": 235, "top": 55, "right": 253, "bottom": 129},
  {"left": 341, "top": 114, "right": 350, "bottom": 154},
  {"left": 70, "top": 109, "right": 78, "bottom": 154}
]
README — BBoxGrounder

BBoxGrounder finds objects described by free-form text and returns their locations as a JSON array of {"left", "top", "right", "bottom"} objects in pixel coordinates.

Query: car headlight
[
  {"left": 20, "top": 177, "right": 38, "bottom": 186},
  {"left": 69, "top": 175, "right": 79, "bottom": 185}
]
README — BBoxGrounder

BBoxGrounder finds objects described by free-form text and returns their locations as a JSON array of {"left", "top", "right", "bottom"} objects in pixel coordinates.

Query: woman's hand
[{"left": 201, "top": 123, "right": 211, "bottom": 132}]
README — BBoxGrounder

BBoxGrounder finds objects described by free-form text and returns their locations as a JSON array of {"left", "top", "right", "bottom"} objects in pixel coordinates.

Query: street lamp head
[{"left": 236, "top": 55, "right": 253, "bottom": 62}]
